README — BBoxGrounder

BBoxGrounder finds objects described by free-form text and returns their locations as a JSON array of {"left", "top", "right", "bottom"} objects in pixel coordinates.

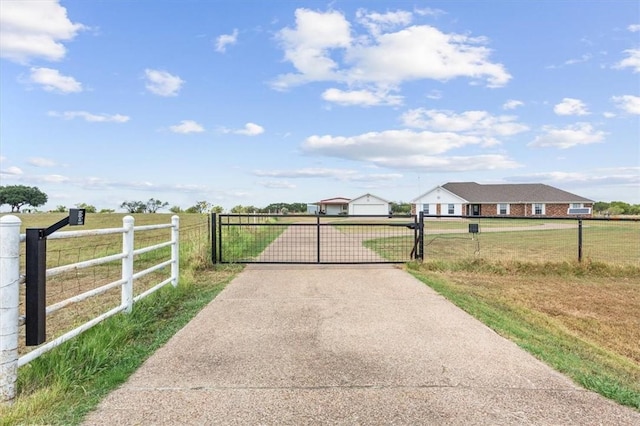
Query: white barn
[{"left": 348, "top": 193, "right": 390, "bottom": 215}]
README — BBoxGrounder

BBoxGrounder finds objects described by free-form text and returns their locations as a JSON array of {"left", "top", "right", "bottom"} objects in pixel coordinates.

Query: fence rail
[{"left": 0, "top": 215, "right": 180, "bottom": 404}]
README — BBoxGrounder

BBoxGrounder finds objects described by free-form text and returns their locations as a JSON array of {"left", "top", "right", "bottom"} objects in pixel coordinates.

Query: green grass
[
  {"left": 0, "top": 264, "right": 241, "bottom": 425},
  {"left": 407, "top": 260, "right": 640, "bottom": 410},
  {"left": 220, "top": 219, "right": 287, "bottom": 262}
]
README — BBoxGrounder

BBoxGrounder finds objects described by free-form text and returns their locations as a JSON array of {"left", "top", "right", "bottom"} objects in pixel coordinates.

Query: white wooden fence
[{"left": 0, "top": 215, "right": 179, "bottom": 404}]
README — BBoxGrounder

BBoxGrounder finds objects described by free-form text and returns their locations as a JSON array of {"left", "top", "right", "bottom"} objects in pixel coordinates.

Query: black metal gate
[{"left": 212, "top": 214, "right": 423, "bottom": 264}]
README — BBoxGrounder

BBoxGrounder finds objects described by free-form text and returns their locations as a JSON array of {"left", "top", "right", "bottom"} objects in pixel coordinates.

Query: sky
[{"left": 1, "top": 0, "right": 639, "bottom": 212}]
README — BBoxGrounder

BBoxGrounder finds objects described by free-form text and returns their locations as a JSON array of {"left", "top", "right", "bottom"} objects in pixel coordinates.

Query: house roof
[
  {"left": 441, "top": 182, "right": 593, "bottom": 203},
  {"left": 317, "top": 197, "right": 351, "bottom": 205}
]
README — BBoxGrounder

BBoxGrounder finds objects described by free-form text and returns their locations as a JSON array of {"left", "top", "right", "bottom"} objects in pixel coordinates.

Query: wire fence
[
  {"left": 11, "top": 213, "right": 210, "bottom": 358},
  {"left": 421, "top": 216, "right": 639, "bottom": 266}
]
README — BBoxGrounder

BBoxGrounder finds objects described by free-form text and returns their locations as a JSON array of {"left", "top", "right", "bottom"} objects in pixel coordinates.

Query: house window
[
  {"left": 448, "top": 204, "right": 455, "bottom": 215},
  {"left": 533, "top": 203, "right": 544, "bottom": 215},
  {"left": 423, "top": 204, "right": 430, "bottom": 214},
  {"left": 498, "top": 203, "right": 509, "bottom": 215},
  {"left": 571, "top": 203, "right": 582, "bottom": 209}
]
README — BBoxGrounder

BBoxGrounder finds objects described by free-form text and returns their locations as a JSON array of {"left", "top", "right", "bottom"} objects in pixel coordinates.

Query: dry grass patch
[
  {"left": 435, "top": 271, "right": 640, "bottom": 365},
  {"left": 409, "top": 260, "right": 640, "bottom": 409}
]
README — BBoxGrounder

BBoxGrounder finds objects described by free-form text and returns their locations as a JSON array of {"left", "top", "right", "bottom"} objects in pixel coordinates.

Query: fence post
[
  {"left": 171, "top": 215, "right": 179, "bottom": 287},
  {"left": 211, "top": 213, "right": 217, "bottom": 264},
  {"left": 418, "top": 211, "right": 425, "bottom": 261},
  {"left": 121, "top": 216, "right": 134, "bottom": 313},
  {"left": 578, "top": 218, "right": 583, "bottom": 263},
  {"left": 0, "top": 215, "right": 21, "bottom": 404}
]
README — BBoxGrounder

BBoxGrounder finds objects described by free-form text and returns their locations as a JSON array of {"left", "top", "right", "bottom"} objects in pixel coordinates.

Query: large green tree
[{"left": 0, "top": 185, "right": 48, "bottom": 212}]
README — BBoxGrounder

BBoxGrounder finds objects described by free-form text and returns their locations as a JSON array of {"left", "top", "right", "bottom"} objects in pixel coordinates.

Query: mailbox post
[{"left": 25, "top": 209, "right": 85, "bottom": 346}]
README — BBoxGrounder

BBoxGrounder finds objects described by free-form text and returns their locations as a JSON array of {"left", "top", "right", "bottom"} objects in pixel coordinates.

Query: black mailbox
[
  {"left": 469, "top": 223, "right": 479, "bottom": 234},
  {"left": 69, "top": 208, "right": 86, "bottom": 226}
]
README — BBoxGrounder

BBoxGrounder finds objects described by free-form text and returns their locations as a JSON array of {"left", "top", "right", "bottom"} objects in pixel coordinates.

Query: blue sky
[{"left": 1, "top": 0, "right": 639, "bottom": 212}]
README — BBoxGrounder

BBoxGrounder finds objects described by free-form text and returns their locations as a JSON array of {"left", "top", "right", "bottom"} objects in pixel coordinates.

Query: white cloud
[
  {"left": 547, "top": 53, "right": 592, "bottom": 69},
  {"left": 273, "top": 9, "right": 351, "bottom": 89},
  {"left": 144, "top": 69, "right": 184, "bottom": 96},
  {"left": 169, "top": 120, "right": 204, "bottom": 134},
  {"left": 346, "top": 25, "right": 511, "bottom": 88},
  {"left": 603, "top": 112, "right": 616, "bottom": 118},
  {"left": 300, "top": 129, "right": 520, "bottom": 172},
  {"left": 0, "top": 0, "right": 86, "bottom": 63},
  {"left": 29, "top": 67, "right": 82, "bottom": 93},
  {"left": 553, "top": 98, "right": 589, "bottom": 116},
  {"left": 321, "top": 88, "right": 402, "bottom": 106},
  {"left": 28, "top": 157, "right": 57, "bottom": 167},
  {"left": 257, "top": 180, "right": 296, "bottom": 189},
  {"left": 48, "top": 110, "right": 130, "bottom": 122},
  {"left": 611, "top": 95, "right": 640, "bottom": 114},
  {"left": 529, "top": 123, "right": 606, "bottom": 149},
  {"left": 401, "top": 109, "right": 529, "bottom": 138},
  {"left": 503, "top": 99, "right": 524, "bottom": 110},
  {"left": 272, "top": 9, "right": 510, "bottom": 91},
  {"left": 507, "top": 167, "right": 640, "bottom": 188},
  {"left": 215, "top": 29, "right": 238, "bottom": 53},
  {"left": 222, "top": 123, "right": 265, "bottom": 136},
  {"left": 253, "top": 168, "right": 403, "bottom": 182},
  {"left": 238, "top": 123, "right": 264, "bottom": 136},
  {"left": 614, "top": 48, "right": 640, "bottom": 73},
  {"left": 254, "top": 168, "right": 357, "bottom": 179},
  {"left": 426, "top": 90, "right": 442, "bottom": 100},
  {"left": 0, "top": 166, "right": 23, "bottom": 176},
  {"left": 628, "top": 24, "right": 640, "bottom": 32},
  {"left": 355, "top": 9, "right": 413, "bottom": 37}
]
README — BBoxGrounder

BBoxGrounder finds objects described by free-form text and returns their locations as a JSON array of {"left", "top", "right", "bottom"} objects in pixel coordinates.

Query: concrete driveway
[{"left": 83, "top": 265, "right": 640, "bottom": 425}]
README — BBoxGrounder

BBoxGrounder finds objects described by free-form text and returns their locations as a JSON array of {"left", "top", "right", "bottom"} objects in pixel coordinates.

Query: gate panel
[{"left": 215, "top": 214, "right": 419, "bottom": 264}]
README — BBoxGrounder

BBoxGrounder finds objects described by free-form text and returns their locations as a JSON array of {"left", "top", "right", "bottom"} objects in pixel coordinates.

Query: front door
[{"left": 471, "top": 204, "right": 480, "bottom": 216}]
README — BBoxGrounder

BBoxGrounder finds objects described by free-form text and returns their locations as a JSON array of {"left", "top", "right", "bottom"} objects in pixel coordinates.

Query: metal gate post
[
  {"left": 25, "top": 228, "right": 47, "bottom": 346},
  {"left": 316, "top": 215, "right": 321, "bottom": 263},
  {"left": 211, "top": 213, "right": 217, "bottom": 264},
  {"left": 418, "top": 211, "right": 425, "bottom": 261}
]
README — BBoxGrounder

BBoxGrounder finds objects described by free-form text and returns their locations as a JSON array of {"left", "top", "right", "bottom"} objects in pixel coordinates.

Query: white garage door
[{"left": 351, "top": 204, "right": 386, "bottom": 215}]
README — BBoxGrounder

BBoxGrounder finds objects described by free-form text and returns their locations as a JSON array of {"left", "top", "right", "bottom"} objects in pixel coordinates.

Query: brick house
[{"left": 411, "top": 182, "right": 593, "bottom": 217}]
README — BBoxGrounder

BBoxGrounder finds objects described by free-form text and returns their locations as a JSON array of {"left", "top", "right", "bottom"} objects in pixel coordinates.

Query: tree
[
  {"left": 390, "top": 201, "right": 411, "bottom": 214},
  {"left": 75, "top": 202, "right": 97, "bottom": 213},
  {"left": 593, "top": 202, "right": 609, "bottom": 214},
  {"left": 53, "top": 205, "right": 67, "bottom": 213},
  {"left": 169, "top": 205, "right": 183, "bottom": 214},
  {"left": 187, "top": 201, "right": 211, "bottom": 214},
  {"left": 99, "top": 208, "right": 115, "bottom": 213},
  {"left": 120, "top": 201, "right": 146, "bottom": 213},
  {"left": 211, "top": 205, "right": 224, "bottom": 214},
  {"left": 146, "top": 198, "right": 169, "bottom": 213},
  {"left": 0, "top": 185, "right": 48, "bottom": 212}
]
